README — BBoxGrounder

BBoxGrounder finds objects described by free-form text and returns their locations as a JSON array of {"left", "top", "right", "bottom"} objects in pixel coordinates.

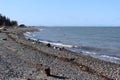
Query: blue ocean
[{"left": 24, "top": 27, "right": 120, "bottom": 64}]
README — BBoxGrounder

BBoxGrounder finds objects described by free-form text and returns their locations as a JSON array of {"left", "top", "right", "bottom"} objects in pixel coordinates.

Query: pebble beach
[{"left": 0, "top": 27, "right": 120, "bottom": 80}]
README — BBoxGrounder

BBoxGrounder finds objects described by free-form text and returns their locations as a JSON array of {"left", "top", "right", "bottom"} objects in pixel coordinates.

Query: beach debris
[
  {"left": 69, "top": 58, "right": 75, "bottom": 61},
  {"left": 2, "top": 38, "right": 7, "bottom": 41},
  {"left": 35, "top": 64, "right": 51, "bottom": 77},
  {"left": 27, "top": 78, "right": 31, "bottom": 80},
  {"left": 32, "top": 42, "right": 35, "bottom": 44},
  {"left": 27, "top": 38, "right": 31, "bottom": 40},
  {"left": 35, "top": 64, "right": 43, "bottom": 71},
  {"left": 81, "top": 66, "right": 89, "bottom": 71},
  {"left": 45, "top": 67, "right": 50, "bottom": 76},
  {"left": 46, "top": 43, "right": 51, "bottom": 47},
  {"left": 0, "top": 26, "right": 5, "bottom": 30},
  {"left": 53, "top": 46, "right": 56, "bottom": 49},
  {"left": 53, "top": 46, "right": 59, "bottom": 49},
  {"left": 59, "top": 47, "right": 65, "bottom": 51},
  {"left": 53, "top": 46, "right": 65, "bottom": 51},
  {"left": 3, "top": 28, "right": 7, "bottom": 31},
  {"left": 4, "top": 45, "right": 16, "bottom": 52}
]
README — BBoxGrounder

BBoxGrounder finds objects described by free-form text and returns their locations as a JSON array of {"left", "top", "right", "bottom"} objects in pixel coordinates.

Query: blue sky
[{"left": 0, "top": 0, "right": 120, "bottom": 26}]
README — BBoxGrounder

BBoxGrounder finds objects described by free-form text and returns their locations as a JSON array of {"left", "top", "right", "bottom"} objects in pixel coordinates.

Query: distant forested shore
[
  {"left": 0, "top": 14, "right": 18, "bottom": 27},
  {"left": 0, "top": 14, "right": 27, "bottom": 28}
]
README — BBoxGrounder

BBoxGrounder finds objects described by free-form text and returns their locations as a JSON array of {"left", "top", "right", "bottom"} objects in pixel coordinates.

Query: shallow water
[{"left": 24, "top": 27, "right": 120, "bottom": 64}]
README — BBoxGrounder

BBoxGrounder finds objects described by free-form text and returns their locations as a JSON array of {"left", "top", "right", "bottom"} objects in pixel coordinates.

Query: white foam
[
  {"left": 24, "top": 32, "right": 32, "bottom": 38},
  {"left": 39, "top": 40, "right": 73, "bottom": 48},
  {"left": 24, "top": 28, "right": 44, "bottom": 38},
  {"left": 80, "top": 51, "right": 120, "bottom": 63},
  {"left": 39, "top": 40, "right": 50, "bottom": 44},
  {"left": 82, "top": 51, "right": 97, "bottom": 55},
  {"left": 51, "top": 42, "right": 73, "bottom": 48},
  {"left": 81, "top": 51, "right": 120, "bottom": 60},
  {"left": 100, "top": 55, "right": 120, "bottom": 60}
]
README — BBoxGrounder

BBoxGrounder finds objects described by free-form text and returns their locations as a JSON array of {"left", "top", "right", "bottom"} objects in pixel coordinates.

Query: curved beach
[{"left": 0, "top": 27, "right": 120, "bottom": 80}]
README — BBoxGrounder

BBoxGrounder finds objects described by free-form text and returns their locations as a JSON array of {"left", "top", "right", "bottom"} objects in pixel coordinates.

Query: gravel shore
[{"left": 0, "top": 27, "right": 120, "bottom": 80}]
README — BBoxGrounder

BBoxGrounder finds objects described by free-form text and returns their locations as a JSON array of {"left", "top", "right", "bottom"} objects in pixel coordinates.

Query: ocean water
[{"left": 24, "top": 27, "right": 120, "bottom": 64}]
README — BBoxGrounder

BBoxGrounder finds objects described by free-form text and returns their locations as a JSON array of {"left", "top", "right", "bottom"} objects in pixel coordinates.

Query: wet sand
[{"left": 0, "top": 27, "right": 120, "bottom": 80}]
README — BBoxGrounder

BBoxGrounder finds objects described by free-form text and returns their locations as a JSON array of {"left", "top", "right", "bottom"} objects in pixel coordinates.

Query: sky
[{"left": 0, "top": 0, "right": 120, "bottom": 26}]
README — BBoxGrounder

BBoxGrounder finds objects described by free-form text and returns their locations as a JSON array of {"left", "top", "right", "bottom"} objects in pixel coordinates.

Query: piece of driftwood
[{"left": 45, "top": 67, "right": 50, "bottom": 76}]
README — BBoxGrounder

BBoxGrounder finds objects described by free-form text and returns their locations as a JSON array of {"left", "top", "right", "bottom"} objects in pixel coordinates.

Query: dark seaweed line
[{"left": 7, "top": 33, "right": 114, "bottom": 80}]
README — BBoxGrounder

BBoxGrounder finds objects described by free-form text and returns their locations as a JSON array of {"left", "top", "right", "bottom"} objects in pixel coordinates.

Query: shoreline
[
  {"left": 24, "top": 27, "right": 120, "bottom": 64},
  {"left": 0, "top": 27, "right": 120, "bottom": 80},
  {"left": 24, "top": 32, "right": 120, "bottom": 64}
]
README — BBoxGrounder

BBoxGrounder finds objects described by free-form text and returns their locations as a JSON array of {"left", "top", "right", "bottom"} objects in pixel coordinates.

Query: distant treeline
[{"left": 0, "top": 14, "right": 18, "bottom": 27}]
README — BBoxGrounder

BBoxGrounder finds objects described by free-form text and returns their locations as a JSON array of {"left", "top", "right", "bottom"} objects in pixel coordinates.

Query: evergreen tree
[{"left": 0, "top": 13, "right": 18, "bottom": 27}]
